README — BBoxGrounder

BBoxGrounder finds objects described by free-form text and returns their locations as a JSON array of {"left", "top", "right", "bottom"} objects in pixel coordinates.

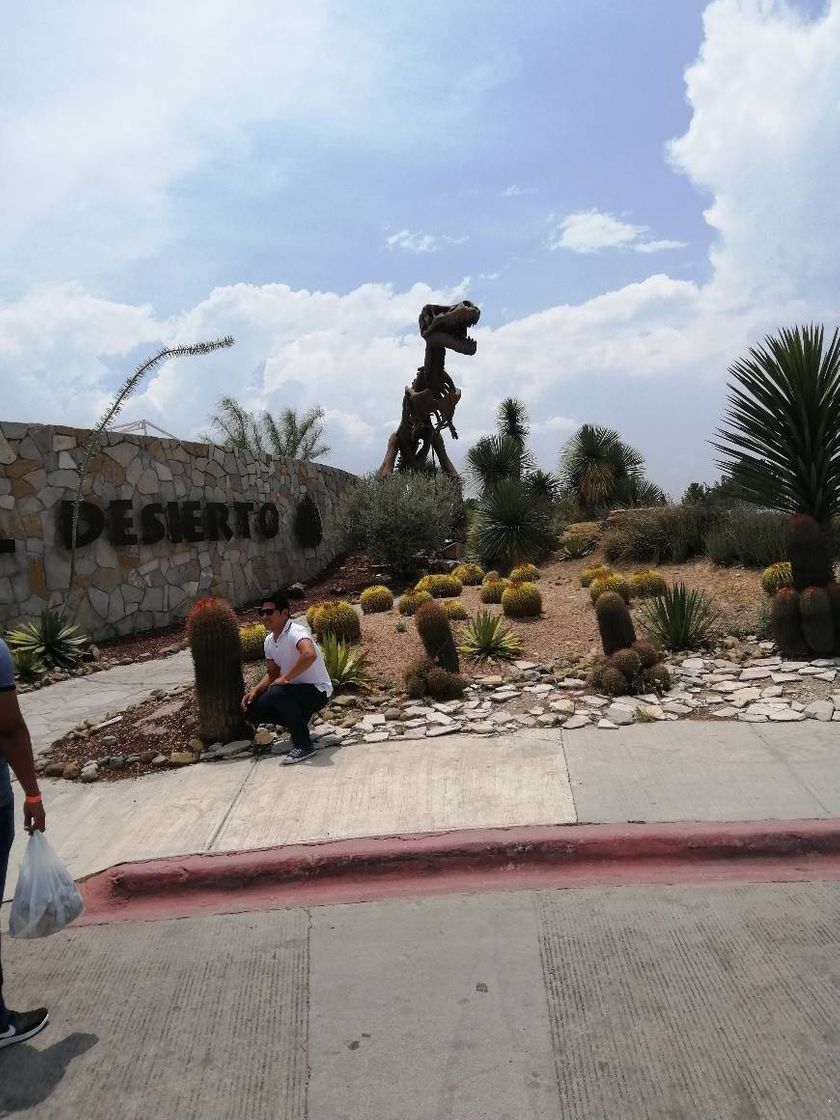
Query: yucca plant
[
  {"left": 641, "top": 583, "right": 720, "bottom": 651},
  {"left": 458, "top": 609, "right": 523, "bottom": 662},
  {"left": 10, "top": 648, "right": 45, "bottom": 683},
  {"left": 320, "top": 633, "right": 372, "bottom": 690},
  {"left": 7, "top": 610, "right": 89, "bottom": 669},
  {"left": 713, "top": 324, "right": 840, "bottom": 529},
  {"left": 471, "top": 477, "right": 554, "bottom": 572},
  {"left": 559, "top": 425, "right": 652, "bottom": 517},
  {"left": 466, "top": 434, "right": 534, "bottom": 492}
]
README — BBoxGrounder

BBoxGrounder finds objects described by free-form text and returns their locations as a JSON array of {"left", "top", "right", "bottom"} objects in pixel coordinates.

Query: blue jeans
[{"left": 0, "top": 799, "right": 13, "bottom": 1028}]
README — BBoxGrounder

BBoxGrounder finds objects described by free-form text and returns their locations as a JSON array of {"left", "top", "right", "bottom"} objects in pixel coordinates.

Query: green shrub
[
  {"left": 336, "top": 472, "right": 464, "bottom": 579},
  {"left": 398, "top": 589, "right": 433, "bottom": 616},
  {"left": 452, "top": 562, "right": 484, "bottom": 585},
  {"left": 559, "top": 534, "right": 593, "bottom": 559},
  {"left": 239, "top": 623, "right": 268, "bottom": 661},
  {"left": 501, "top": 581, "right": 542, "bottom": 618},
  {"left": 360, "top": 585, "right": 394, "bottom": 614},
  {"left": 320, "top": 633, "right": 371, "bottom": 690},
  {"left": 581, "top": 564, "right": 613, "bottom": 588},
  {"left": 308, "top": 599, "right": 361, "bottom": 642},
  {"left": 415, "top": 573, "right": 463, "bottom": 598},
  {"left": 603, "top": 506, "right": 718, "bottom": 565},
  {"left": 479, "top": 578, "right": 510, "bottom": 604},
  {"left": 509, "top": 563, "right": 540, "bottom": 582},
  {"left": 471, "top": 477, "right": 555, "bottom": 573},
  {"left": 641, "top": 583, "right": 720, "bottom": 651},
  {"left": 10, "top": 648, "right": 45, "bottom": 682},
  {"left": 458, "top": 609, "right": 523, "bottom": 661},
  {"left": 6, "top": 609, "right": 88, "bottom": 670},
  {"left": 589, "top": 574, "right": 631, "bottom": 604},
  {"left": 706, "top": 510, "right": 786, "bottom": 568},
  {"left": 761, "top": 562, "right": 792, "bottom": 596}
]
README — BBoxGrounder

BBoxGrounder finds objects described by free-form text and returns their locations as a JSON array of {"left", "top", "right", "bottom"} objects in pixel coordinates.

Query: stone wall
[{"left": 0, "top": 421, "right": 355, "bottom": 639}]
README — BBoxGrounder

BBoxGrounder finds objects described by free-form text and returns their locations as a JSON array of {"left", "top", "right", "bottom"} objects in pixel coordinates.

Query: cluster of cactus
[
  {"left": 589, "top": 590, "right": 670, "bottom": 696},
  {"left": 760, "top": 562, "right": 792, "bottom": 596},
  {"left": 452, "top": 562, "right": 485, "bottom": 585},
  {"left": 479, "top": 576, "right": 510, "bottom": 604},
  {"left": 414, "top": 599, "right": 460, "bottom": 672},
  {"left": 239, "top": 622, "right": 268, "bottom": 662},
  {"left": 580, "top": 564, "right": 613, "bottom": 588},
  {"left": 501, "top": 581, "right": 542, "bottom": 618},
  {"left": 443, "top": 598, "right": 468, "bottom": 620},
  {"left": 415, "top": 573, "right": 463, "bottom": 598},
  {"left": 404, "top": 656, "right": 465, "bottom": 700},
  {"left": 589, "top": 573, "right": 632, "bottom": 605},
  {"left": 509, "top": 563, "right": 540, "bottom": 582},
  {"left": 307, "top": 599, "right": 361, "bottom": 642},
  {"left": 360, "top": 585, "right": 394, "bottom": 614},
  {"left": 769, "top": 515, "right": 840, "bottom": 657},
  {"left": 187, "top": 597, "right": 248, "bottom": 743},
  {"left": 628, "top": 569, "right": 667, "bottom": 599},
  {"left": 398, "top": 589, "right": 433, "bottom": 616}
]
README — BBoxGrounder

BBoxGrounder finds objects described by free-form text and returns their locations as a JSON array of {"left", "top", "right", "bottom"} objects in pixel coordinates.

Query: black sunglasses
[{"left": 257, "top": 608, "right": 275, "bottom": 617}]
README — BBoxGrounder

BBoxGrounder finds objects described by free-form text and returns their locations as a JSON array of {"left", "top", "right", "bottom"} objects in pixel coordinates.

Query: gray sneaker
[{"left": 281, "top": 745, "right": 316, "bottom": 765}]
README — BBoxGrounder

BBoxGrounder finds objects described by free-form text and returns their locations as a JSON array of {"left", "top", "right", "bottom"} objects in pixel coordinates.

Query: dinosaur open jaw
[{"left": 420, "top": 300, "right": 481, "bottom": 354}]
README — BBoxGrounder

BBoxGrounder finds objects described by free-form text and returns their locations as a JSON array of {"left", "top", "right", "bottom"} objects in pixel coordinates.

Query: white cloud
[
  {"left": 503, "top": 185, "right": 536, "bottom": 197},
  {"left": 386, "top": 230, "right": 469, "bottom": 253},
  {"left": 548, "top": 209, "right": 687, "bottom": 254}
]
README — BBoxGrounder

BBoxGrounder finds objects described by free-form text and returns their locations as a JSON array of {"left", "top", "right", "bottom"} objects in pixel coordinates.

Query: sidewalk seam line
[
  {"left": 560, "top": 728, "right": 580, "bottom": 824},
  {"left": 205, "top": 758, "right": 259, "bottom": 851}
]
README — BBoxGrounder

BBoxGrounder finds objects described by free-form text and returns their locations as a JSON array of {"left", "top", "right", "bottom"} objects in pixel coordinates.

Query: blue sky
[{"left": 2, "top": 0, "right": 838, "bottom": 497}]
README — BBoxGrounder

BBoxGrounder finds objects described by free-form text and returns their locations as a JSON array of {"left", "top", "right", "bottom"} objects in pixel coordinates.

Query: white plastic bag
[{"left": 9, "top": 832, "right": 84, "bottom": 939}]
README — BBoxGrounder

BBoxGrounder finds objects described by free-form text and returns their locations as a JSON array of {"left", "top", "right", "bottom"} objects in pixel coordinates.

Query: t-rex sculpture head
[{"left": 419, "top": 300, "right": 481, "bottom": 355}]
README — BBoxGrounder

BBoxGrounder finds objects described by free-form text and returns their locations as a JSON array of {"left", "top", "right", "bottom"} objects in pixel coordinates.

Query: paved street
[{"left": 1, "top": 880, "right": 837, "bottom": 1119}]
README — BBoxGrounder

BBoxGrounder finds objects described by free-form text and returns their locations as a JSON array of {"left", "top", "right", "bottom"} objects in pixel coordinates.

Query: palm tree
[
  {"left": 204, "top": 397, "right": 330, "bottom": 461},
  {"left": 712, "top": 323, "right": 840, "bottom": 525},
  {"left": 558, "top": 424, "right": 650, "bottom": 516}
]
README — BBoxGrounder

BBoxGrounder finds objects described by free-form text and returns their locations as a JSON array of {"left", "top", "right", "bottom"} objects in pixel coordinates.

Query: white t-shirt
[{"left": 264, "top": 620, "right": 333, "bottom": 697}]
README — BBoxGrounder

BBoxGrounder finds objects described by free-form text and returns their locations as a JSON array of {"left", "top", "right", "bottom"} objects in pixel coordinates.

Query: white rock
[
  {"left": 563, "top": 714, "right": 591, "bottom": 730},
  {"left": 426, "top": 725, "right": 458, "bottom": 737},
  {"left": 513, "top": 660, "right": 538, "bottom": 671},
  {"left": 582, "top": 696, "right": 609, "bottom": 708},
  {"left": 426, "top": 712, "right": 455, "bottom": 726},
  {"left": 597, "top": 719, "right": 619, "bottom": 729},
  {"left": 663, "top": 702, "right": 692, "bottom": 716},
  {"left": 730, "top": 687, "right": 762, "bottom": 703},
  {"left": 739, "top": 667, "right": 773, "bottom": 681},
  {"left": 738, "top": 712, "right": 769, "bottom": 722},
  {"left": 768, "top": 709, "right": 806, "bottom": 722},
  {"left": 363, "top": 731, "right": 390, "bottom": 742},
  {"left": 549, "top": 699, "right": 576, "bottom": 716},
  {"left": 604, "top": 706, "right": 634, "bottom": 726},
  {"left": 360, "top": 714, "right": 386, "bottom": 728},
  {"left": 712, "top": 706, "right": 739, "bottom": 719},
  {"left": 636, "top": 704, "right": 665, "bottom": 721},
  {"left": 771, "top": 673, "right": 801, "bottom": 684},
  {"left": 681, "top": 658, "right": 706, "bottom": 672},
  {"left": 804, "top": 700, "right": 834, "bottom": 722},
  {"left": 760, "top": 686, "right": 784, "bottom": 698}
]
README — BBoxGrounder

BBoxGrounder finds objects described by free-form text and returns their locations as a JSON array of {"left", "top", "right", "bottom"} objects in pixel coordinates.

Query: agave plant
[
  {"left": 10, "top": 648, "right": 45, "bottom": 683},
  {"left": 319, "top": 633, "right": 372, "bottom": 690},
  {"left": 458, "top": 609, "right": 523, "bottom": 662},
  {"left": 6, "top": 610, "right": 89, "bottom": 669},
  {"left": 641, "top": 583, "right": 720, "bottom": 652},
  {"left": 471, "top": 477, "right": 555, "bottom": 572},
  {"left": 713, "top": 324, "right": 840, "bottom": 526}
]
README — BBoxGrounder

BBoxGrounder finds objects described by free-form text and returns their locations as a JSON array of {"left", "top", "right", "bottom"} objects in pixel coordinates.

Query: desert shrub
[
  {"left": 501, "top": 581, "right": 542, "bottom": 618},
  {"left": 320, "top": 633, "right": 371, "bottom": 690},
  {"left": 6, "top": 609, "right": 89, "bottom": 670},
  {"left": 308, "top": 599, "right": 361, "bottom": 643},
  {"left": 458, "top": 609, "right": 523, "bottom": 661},
  {"left": 398, "top": 590, "right": 433, "bottom": 616},
  {"left": 471, "top": 477, "right": 555, "bottom": 573},
  {"left": 629, "top": 569, "right": 667, "bottom": 599},
  {"left": 239, "top": 623, "right": 268, "bottom": 661},
  {"left": 509, "top": 563, "right": 540, "bottom": 582},
  {"left": 761, "top": 562, "right": 792, "bottom": 596},
  {"left": 706, "top": 510, "right": 786, "bottom": 568},
  {"left": 589, "top": 574, "right": 631, "bottom": 604},
  {"left": 443, "top": 598, "right": 468, "bottom": 620},
  {"left": 559, "top": 533, "right": 593, "bottom": 559},
  {"left": 479, "top": 578, "right": 510, "bottom": 604},
  {"left": 336, "top": 472, "right": 464, "bottom": 579},
  {"left": 10, "top": 647, "right": 44, "bottom": 682},
  {"left": 415, "top": 573, "right": 463, "bottom": 598},
  {"left": 452, "top": 562, "right": 484, "bottom": 585},
  {"left": 581, "top": 564, "right": 613, "bottom": 588},
  {"left": 564, "top": 521, "right": 601, "bottom": 543},
  {"left": 603, "top": 506, "right": 718, "bottom": 565},
  {"left": 360, "top": 585, "right": 394, "bottom": 614},
  {"left": 641, "top": 583, "right": 720, "bottom": 651}
]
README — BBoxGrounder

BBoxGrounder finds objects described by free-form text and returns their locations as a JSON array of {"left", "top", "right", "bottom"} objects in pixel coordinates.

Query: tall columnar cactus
[
  {"left": 415, "top": 599, "right": 459, "bottom": 673},
  {"left": 785, "top": 514, "right": 834, "bottom": 592},
  {"left": 799, "top": 586, "right": 835, "bottom": 656},
  {"left": 826, "top": 583, "right": 840, "bottom": 654},
  {"left": 187, "top": 597, "right": 247, "bottom": 744},
  {"left": 769, "top": 587, "right": 807, "bottom": 657},
  {"left": 595, "top": 591, "right": 636, "bottom": 656}
]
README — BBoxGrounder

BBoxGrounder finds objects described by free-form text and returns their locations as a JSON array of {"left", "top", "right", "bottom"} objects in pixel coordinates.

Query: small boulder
[
  {"left": 169, "top": 750, "right": 197, "bottom": 767},
  {"left": 139, "top": 750, "right": 157, "bottom": 765},
  {"left": 62, "top": 762, "right": 80, "bottom": 781},
  {"left": 80, "top": 762, "right": 99, "bottom": 783},
  {"left": 252, "top": 728, "right": 275, "bottom": 748},
  {"left": 44, "top": 762, "right": 66, "bottom": 778},
  {"left": 107, "top": 756, "right": 126, "bottom": 770},
  {"left": 151, "top": 754, "right": 169, "bottom": 767}
]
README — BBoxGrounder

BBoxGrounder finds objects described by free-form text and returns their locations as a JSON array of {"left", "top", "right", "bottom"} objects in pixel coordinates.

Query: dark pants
[
  {"left": 0, "top": 800, "right": 13, "bottom": 1028},
  {"left": 246, "top": 684, "right": 329, "bottom": 750}
]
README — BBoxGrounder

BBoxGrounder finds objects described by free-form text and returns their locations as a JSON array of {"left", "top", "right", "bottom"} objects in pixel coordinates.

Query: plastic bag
[{"left": 9, "top": 832, "right": 84, "bottom": 939}]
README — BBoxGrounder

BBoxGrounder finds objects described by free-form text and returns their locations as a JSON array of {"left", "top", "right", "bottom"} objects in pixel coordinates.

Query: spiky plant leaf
[
  {"left": 466, "top": 434, "right": 534, "bottom": 493},
  {"left": 641, "top": 583, "right": 720, "bottom": 652},
  {"left": 6, "top": 610, "right": 89, "bottom": 669},
  {"left": 471, "top": 477, "right": 554, "bottom": 572},
  {"left": 320, "top": 633, "right": 372, "bottom": 690},
  {"left": 559, "top": 425, "right": 648, "bottom": 516},
  {"left": 457, "top": 610, "right": 523, "bottom": 662}
]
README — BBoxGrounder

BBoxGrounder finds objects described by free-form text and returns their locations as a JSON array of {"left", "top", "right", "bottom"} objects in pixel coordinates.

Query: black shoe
[
  {"left": 0, "top": 1008, "right": 49, "bottom": 1049},
  {"left": 281, "top": 745, "right": 316, "bottom": 765}
]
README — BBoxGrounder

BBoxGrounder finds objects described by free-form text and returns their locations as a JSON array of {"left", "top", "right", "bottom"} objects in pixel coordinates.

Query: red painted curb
[{"left": 77, "top": 818, "right": 840, "bottom": 923}]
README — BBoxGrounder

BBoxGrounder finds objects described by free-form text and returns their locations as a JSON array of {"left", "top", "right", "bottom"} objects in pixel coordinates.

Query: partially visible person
[
  {"left": 242, "top": 590, "right": 333, "bottom": 765},
  {"left": 0, "top": 636, "right": 48, "bottom": 1050}
]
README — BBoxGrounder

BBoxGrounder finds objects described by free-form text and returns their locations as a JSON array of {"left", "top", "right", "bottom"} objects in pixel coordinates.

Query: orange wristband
[{"left": 24, "top": 794, "right": 43, "bottom": 804}]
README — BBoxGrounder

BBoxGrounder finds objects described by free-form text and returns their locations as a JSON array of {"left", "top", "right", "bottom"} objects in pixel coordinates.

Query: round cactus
[
  {"left": 425, "top": 665, "right": 466, "bottom": 700},
  {"left": 398, "top": 589, "right": 433, "bottom": 616},
  {"left": 761, "top": 561, "right": 793, "bottom": 596},
  {"left": 443, "top": 598, "right": 468, "bottom": 621},
  {"left": 601, "top": 666, "right": 630, "bottom": 696},
  {"left": 482, "top": 570, "right": 501, "bottom": 585},
  {"left": 239, "top": 622, "right": 268, "bottom": 662},
  {"left": 415, "top": 573, "right": 463, "bottom": 598},
  {"left": 360, "top": 585, "right": 394, "bottom": 614},
  {"left": 590, "top": 574, "right": 632, "bottom": 605},
  {"left": 452, "top": 562, "right": 485, "bottom": 585},
  {"left": 629, "top": 569, "right": 667, "bottom": 599},
  {"left": 632, "top": 640, "right": 660, "bottom": 669},
  {"left": 581, "top": 564, "right": 613, "bottom": 588},
  {"left": 642, "top": 662, "right": 671, "bottom": 694},
  {"left": 509, "top": 563, "right": 540, "bottom": 583},
  {"left": 610, "top": 648, "right": 641, "bottom": 681},
  {"left": 501, "top": 581, "right": 542, "bottom": 618},
  {"left": 309, "top": 599, "right": 361, "bottom": 643},
  {"left": 800, "top": 585, "right": 835, "bottom": 655},
  {"left": 479, "top": 578, "right": 510, "bottom": 604},
  {"left": 785, "top": 514, "right": 834, "bottom": 591}
]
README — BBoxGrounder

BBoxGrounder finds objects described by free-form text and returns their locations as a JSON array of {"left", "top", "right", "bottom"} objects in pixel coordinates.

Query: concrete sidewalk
[{"left": 4, "top": 719, "right": 839, "bottom": 899}]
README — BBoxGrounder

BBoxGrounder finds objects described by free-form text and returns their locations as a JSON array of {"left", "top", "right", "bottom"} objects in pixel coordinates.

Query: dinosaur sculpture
[{"left": 379, "top": 300, "right": 480, "bottom": 477}]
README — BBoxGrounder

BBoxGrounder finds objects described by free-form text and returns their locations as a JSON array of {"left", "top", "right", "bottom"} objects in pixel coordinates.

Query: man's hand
[
  {"left": 24, "top": 798, "right": 46, "bottom": 834},
  {"left": 241, "top": 688, "right": 255, "bottom": 712}
]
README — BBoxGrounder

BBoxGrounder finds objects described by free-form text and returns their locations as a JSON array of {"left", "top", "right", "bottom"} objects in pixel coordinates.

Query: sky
[{"left": 1, "top": 0, "right": 838, "bottom": 499}]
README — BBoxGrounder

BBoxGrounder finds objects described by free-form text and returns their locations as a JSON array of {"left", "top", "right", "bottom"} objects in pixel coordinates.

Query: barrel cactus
[
  {"left": 415, "top": 573, "right": 463, "bottom": 598},
  {"left": 590, "top": 574, "right": 632, "bottom": 605},
  {"left": 360, "top": 585, "right": 394, "bottom": 614},
  {"left": 629, "top": 569, "right": 667, "bottom": 599},
  {"left": 187, "top": 597, "right": 248, "bottom": 743},
  {"left": 482, "top": 570, "right": 501, "bottom": 584},
  {"left": 826, "top": 583, "right": 840, "bottom": 653},
  {"left": 398, "top": 589, "right": 433, "bottom": 616},
  {"left": 479, "top": 578, "right": 510, "bottom": 604},
  {"left": 403, "top": 656, "right": 464, "bottom": 700},
  {"left": 760, "top": 562, "right": 792, "bottom": 596},
  {"left": 580, "top": 564, "right": 613, "bottom": 588},
  {"left": 770, "top": 587, "right": 807, "bottom": 657},
  {"left": 415, "top": 599, "right": 459, "bottom": 673},
  {"left": 595, "top": 591, "right": 636, "bottom": 656},
  {"left": 443, "top": 598, "right": 468, "bottom": 621},
  {"left": 452, "top": 562, "right": 485, "bottom": 585},
  {"left": 785, "top": 514, "right": 834, "bottom": 592},
  {"left": 239, "top": 622, "right": 268, "bottom": 662},
  {"left": 309, "top": 599, "right": 361, "bottom": 643},
  {"left": 501, "top": 581, "right": 542, "bottom": 618},
  {"left": 799, "top": 586, "right": 835, "bottom": 656},
  {"left": 509, "top": 563, "right": 540, "bottom": 583}
]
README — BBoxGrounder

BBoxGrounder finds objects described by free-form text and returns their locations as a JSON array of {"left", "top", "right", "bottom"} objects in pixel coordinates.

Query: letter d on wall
[{"left": 59, "top": 500, "right": 105, "bottom": 549}]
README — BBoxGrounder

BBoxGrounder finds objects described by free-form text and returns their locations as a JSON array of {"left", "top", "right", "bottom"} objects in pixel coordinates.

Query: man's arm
[
  {"left": 0, "top": 691, "right": 46, "bottom": 833},
  {"left": 273, "top": 638, "right": 317, "bottom": 684},
  {"left": 242, "top": 660, "right": 281, "bottom": 710}
]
